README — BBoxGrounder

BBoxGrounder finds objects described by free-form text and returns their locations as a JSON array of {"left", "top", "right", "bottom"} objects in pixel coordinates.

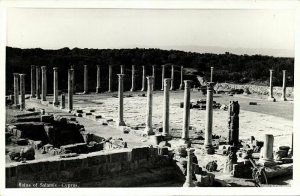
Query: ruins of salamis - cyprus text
[{"left": 5, "top": 48, "right": 294, "bottom": 187}]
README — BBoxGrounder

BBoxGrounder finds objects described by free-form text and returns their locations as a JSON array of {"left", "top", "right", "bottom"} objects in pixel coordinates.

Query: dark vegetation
[{"left": 6, "top": 47, "right": 294, "bottom": 94}]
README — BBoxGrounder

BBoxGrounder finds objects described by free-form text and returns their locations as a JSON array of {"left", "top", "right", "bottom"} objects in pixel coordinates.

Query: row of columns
[{"left": 268, "top": 69, "right": 288, "bottom": 101}]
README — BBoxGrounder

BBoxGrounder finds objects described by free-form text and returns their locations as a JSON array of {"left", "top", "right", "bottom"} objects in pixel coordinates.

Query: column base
[
  {"left": 205, "top": 145, "right": 215, "bottom": 154},
  {"left": 96, "top": 87, "right": 102, "bottom": 94},
  {"left": 141, "top": 88, "right": 145, "bottom": 92},
  {"left": 130, "top": 88, "right": 135, "bottom": 92},
  {"left": 83, "top": 91, "right": 89, "bottom": 94},
  {"left": 144, "top": 127, "right": 155, "bottom": 135},
  {"left": 183, "top": 180, "right": 195, "bottom": 187},
  {"left": 162, "top": 133, "right": 172, "bottom": 141},
  {"left": 53, "top": 101, "right": 60, "bottom": 106},
  {"left": 268, "top": 97, "right": 276, "bottom": 102},
  {"left": 30, "top": 95, "right": 36, "bottom": 98},
  {"left": 178, "top": 84, "right": 183, "bottom": 90},
  {"left": 36, "top": 96, "right": 41, "bottom": 99},
  {"left": 116, "top": 121, "right": 126, "bottom": 126},
  {"left": 170, "top": 86, "right": 174, "bottom": 91},
  {"left": 281, "top": 97, "right": 287, "bottom": 101}
]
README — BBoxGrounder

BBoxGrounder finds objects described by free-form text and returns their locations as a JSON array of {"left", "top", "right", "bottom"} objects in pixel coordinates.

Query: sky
[{"left": 6, "top": 8, "right": 295, "bottom": 57}]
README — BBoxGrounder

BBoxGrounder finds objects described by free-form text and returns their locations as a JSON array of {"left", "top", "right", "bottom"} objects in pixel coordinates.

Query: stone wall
[
  {"left": 216, "top": 83, "right": 294, "bottom": 98},
  {"left": 6, "top": 146, "right": 175, "bottom": 187}
]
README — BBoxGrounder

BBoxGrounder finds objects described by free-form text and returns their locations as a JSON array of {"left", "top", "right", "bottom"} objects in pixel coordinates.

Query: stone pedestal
[
  {"left": 183, "top": 148, "right": 195, "bottom": 187},
  {"left": 19, "top": 74, "right": 26, "bottom": 110},
  {"left": 204, "top": 82, "right": 215, "bottom": 154},
  {"left": 130, "top": 65, "right": 136, "bottom": 92},
  {"left": 30, "top": 65, "right": 36, "bottom": 98},
  {"left": 281, "top": 70, "right": 287, "bottom": 101},
  {"left": 141, "top": 65, "right": 146, "bottom": 91},
  {"left": 83, "top": 65, "right": 88, "bottom": 94},
  {"left": 170, "top": 65, "right": 175, "bottom": 90},
  {"left": 210, "top": 67, "right": 214, "bottom": 82},
  {"left": 53, "top": 67, "right": 59, "bottom": 106},
  {"left": 96, "top": 64, "right": 101, "bottom": 93},
  {"left": 179, "top": 66, "right": 184, "bottom": 90},
  {"left": 181, "top": 80, "right": 192, "bottom": 143},
  {"left": 41, "top": 66, "right": 47, "bottom": 101},
  {"left": 117, "top": 74, "right": 126, "bottom": 126},
  {"left": 259, "top": 134, "right": 275, "bottom": 166},
  {"left": 268, "top": 70, "right": 276, "bottom": 102},
  {"left": 162, "top": 78, "right": 171, "bottom": 138},
  {"left": 61, "top": 93, "right": 65, "bottom": 109},
  {"left": 36, "top": 66, "right": 41, "bottom": 99},
  {"left": 144, "top": 76, "right": 154, "bottom": 135},
  {"left": 161, "top": 65, "right": 165, "bottom": 91},
  {"left": 108, "top": 65, "right": 112, "bottom": 92},
  {"left": 13, "top": 73, "right": 19, "bottom": 106},
  {"left": 68, "top": 69, "right": 74, "bottom": 111},
  {"left": 152, "top": 65, "right": 156, "bottom": 91}
]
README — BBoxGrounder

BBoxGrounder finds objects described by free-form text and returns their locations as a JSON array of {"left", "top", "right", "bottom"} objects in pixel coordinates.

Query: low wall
[
  {"left": 6, "top": 146, "right": 176, "bottom": 187},
  {"left": 216, "top": 83, "right": 294, "bottom": 98}
]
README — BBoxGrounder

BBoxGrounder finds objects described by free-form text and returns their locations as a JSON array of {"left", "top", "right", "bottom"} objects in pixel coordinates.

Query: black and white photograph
[{"left": 0, "top": 0, "right": 299, "bottom": 195}]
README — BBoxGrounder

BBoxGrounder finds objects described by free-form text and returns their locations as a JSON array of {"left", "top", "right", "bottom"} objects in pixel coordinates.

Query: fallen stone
[
  {"left": 220, "top": 104, "right": 228, "bottom": 110},
  {"left": 102, "top": 122, "right": 108, "bottom": 126},
  {"left": 40, "top": 115, "right": 53, "bottom": 123},
  {"left": 205, "top": 161, "right": 218, "bottom": 172},
  {"left": 275, "top": 150, "right": 288, "bottom": 160},
  {"left": 195, "top": 173, "right": 215, "bottom": 187},
  {"left": 17, "top": 138, "right": 28, "bottom": 145},
  {"left": 281, "top": 158, "right": 293, "bottom": 164},
  {"left": 76, "top": 109, "right": 83, "bottom": 113},
  {"left": 75, "top": 113, "right": 83, "bottom": 117},
  {"left": 60, "top": 153, "right": 78, "bottom": 158},
  {"left": 89, "top": 109, "right": 95, "bottom": 112},
  {"left": 85, "top": 112, "right": 92, "bottom": 116},
  {"left": 20, "top": 146, "right": 35, "bottom": 160},
  {"left": 279, "top": 146, "right": 290, "bottom": 151},
  {"left": 249, "top": 102, "right": 257, "bottom": 105}
]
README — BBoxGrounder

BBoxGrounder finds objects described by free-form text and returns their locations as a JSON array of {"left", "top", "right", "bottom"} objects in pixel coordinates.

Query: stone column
[
  {"left": 210, "top": 67, "right": 214, "bottom": 82},
  {"left": 108, "top": 65, "right": 112, "bottom": 92},
  {"left": 61, "top": 93, "right": 65, "bottom": 109},
  {"left": 281, "top": 70, "right": 287, "bottom": 101},
  {"left": 70, "top": 65, "right": 76, "bottom": 94},
  {"left": 120, "top": 65, "right": 124, "bottom": 74},
  {"left": 259, "top": 134, "right": 274, "bottom": 166},
  {"left": 181, "top": 80, "right": 192, "bottom": 143},
  {"left": 162, "top": 78, "right": 171, "bottom": 138},
  {"left": 204, "top": 82, "right": 215, "bottom": 154},
  {"left": 30, "top": 65, "right": 36, "bottom": 98},
  {"left": 36, "top": 66, "right": 41, "bottom": 99},
  {"left": 179, "top": 66, "right": 184, "bottom": 90},
  {"left": 41, "top": 66, "right": 47, "bottom": 101},
  {"left": 152, "top": 65, "right": 156, "bottom": 91},
  {"left": 83, "top": 65, "right": 88, "bottom": 94},
  {"left": 161, "top": 65, "right": 165, "bottom": 91},
  {"left": 13, "top": 73, "right": 19, "bottom": 106},
  {"left": 183, "top": 148, "right": 195, "bottom": 187},
  {"left": 268, "top": 69, "right": 276, "bottom": 102},
  {"left": 130, "top": 65, "right": 136, "bottom": 92},
  {"left": 144, "top": 76, "right": 154, "bottom": 135},
  {"left": 53, "top": 67, "right": 59, "bottom": 106},
  {"left": 96, "top": 64, "right": 101, "bottom": 93},
  {"left": 170, "top": 65, "right": 175, "bottom": 90},
  {"left": 117, "top": 74, "right": 126, "bottom": 126},
  {"left": 19, "top": 74, "right": 26, "bottom": 110},
  {"left": 141, "top": 65, "right": 146, "bottom": 91},
  {"left": 68, "top": 69, "right": 74, "bottom": 110}
]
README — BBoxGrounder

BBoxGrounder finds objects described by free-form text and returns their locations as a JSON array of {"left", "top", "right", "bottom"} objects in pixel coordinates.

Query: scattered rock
[
  {"left": 249, "top": 102, "right": 257, "bottom": 105},
  {"left": 205, "top": 160, "right": 218, "bottom": 172},
  {"left": 20, "top": 146, "right": 35, "bottom": 160}
]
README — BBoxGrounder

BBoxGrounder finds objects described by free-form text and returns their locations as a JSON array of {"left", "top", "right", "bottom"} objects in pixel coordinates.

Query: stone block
[
  {"left": 85, "top": 112, "right": 92, "bottom": 116},
  {"left": 279, "top": 146, "right": 290, "bottom": 151},
  {"left": 281, "top": 158, "right": 293, "bottom": 164},
  {"left": 275, "top": 150, "right": 288, "bottom": 160},
  {"left": 40, "top": 115, "right": 54, "bottom": 123},
  {"left": 132, "top": 146, "right": 149, "bottom": 161},
  {"left": 60, "top": 143, "right": 88, "bottom": 154},
  {"left": 195, "top": 173, "right": 215, "bottom": 187},
  {"left": 76, "top": 109, "right": 83, "bottom": 113},
  {"left": 249, "top": 102, "right": 257, "bottom": 105},
  {"left": 17, "top": 138, "right": 28, "bottom": 145}
]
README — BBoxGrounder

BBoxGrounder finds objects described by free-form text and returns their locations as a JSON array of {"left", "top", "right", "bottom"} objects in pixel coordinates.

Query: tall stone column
[
  {"left": 181, "top": 80, "right": 192, "bottom": 143},
  {"left": 70, "top": 65, "right": 76, "bottom": 94},
  {"left": 152, "top": 65, "right": 156, "bottom": 91},
  {"left": 204, "top": 82, "right": 215, "bottom": 154},
  {"left": 96, "top": 64, "right": 101, "bottom": 93},
  {"left": 268, "top": 69, "right": 276, "bottom": 102},
  {"left": 162, "top": 78, "right": 171, "bottom": 138},
  {"left": 117, "top": 74, "right": 126, "bottom": 126},
  {"left": 53, "top": 67, "right": 59, "bottom": 106},
  {"left": 61, "top": 93, "right": 65, "bottom": 109},
  {"left": 161, "top": 65, "right": 165, "bottom": 91},
  {"left": 183, "top": 148, "right": 195, "bottom": 187},
  {"left": 179, "top": 66, "right": 184, "bottom": 90},
  {"left": 13, "top": 73, "right": 19, "bottom": 106},
  {"left": 68, "top": 69, "right": 74, "bottom": 111},
  {"left": 130, "top": 65, "right": 136, "bottom": 92},
  {"left": 259, "top": 134, "right": 274, "bottom": 166},
  {"left": 30, "top": 65, "right": 36, "bottom": 98},
  {"left": 144, "top": 76, "right": 154, "bottom": 135},
  {"left": 83, "top": 65, "right": 88, "bottom": 94},
  {"left": 210, "top": 67, "right": 214, "bottom": 82},
  {"left": 41, "top": 66, "right": 47, "bottom": 101},
  {"left": 141, "top": 65, "right": 146, "bottom": 91},
  {"left": 170, "top": 65, "right": 175, "bottom": 90},
  {"left": 281, "top": 70, "right": 287, "bottom": 101},
  {"left": 19, "top": 74, "right": 26, "bottom": 110},
  {"left": 36, "top": 66, "right": 41, "bottom": 99},
  {"left": 108, "top": 65, "right": 112, "bottom": 92},
  {"left": 120, "top": 65, "right": 124, "bottom": 74}
]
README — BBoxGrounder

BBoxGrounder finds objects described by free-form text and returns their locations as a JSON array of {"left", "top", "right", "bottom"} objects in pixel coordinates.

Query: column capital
[
  {"left": 70, "top": 65, "right": 75, "bottom": 69},
  {"left": 84, "top": 64, "right": 88, "bottom": 68},
  {"left": 282, "top": 70, "right": 286, "bottom": 73},
  {"left": 31, "top": 65, "right": 36, "bottom": 69},
  {"left": 41, "top": 66, "right": 47, "bottom": 70},
  {"left": 13, "top": 73, "right": 19, "bottom": 77},
  {"left": 96, "top": 64, "right": 101, "bottom": 68},
  {"left": 19, "top": 73, "right": 26, "bottom": 77},
  {"left": 269, "top": 69, "right": 273, "bottom": 72},
  {"left": 184, "top": 80, "right": 192, "bottom": 87},
  {"left": 35, "top": 65, "right": 40, "bottom": 68},
  {"left": 164, "top": 78, "right": 171, "bottom": 86},
  {"left": 53, "top": 67, "right": 58, "bottom": 71},
  {"left": 146, "top": 76, "right": 154, "bottom": 80}
]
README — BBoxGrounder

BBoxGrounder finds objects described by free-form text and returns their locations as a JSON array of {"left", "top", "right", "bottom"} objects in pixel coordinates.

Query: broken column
[
  {"left": 268, "top": 69, "right": 276, "bottom": 102},
  {"left": 96, "top": 64, "right": 101, "bottom": 93},
  {"left": 108, "top": 65, "right": 112, "bottom": 92},
  {"left": 141, "top": 65, "right": 146, "bottom": 91},
  {"left": 53, "top": 67, "right": 59, "bottom": 106},
  {"left": 36, "top": 65, "right": 41, "bottom": 99},
  {"left": 117, "top": 74, "right": 126, "bottom": 126},
  {"left": 161, "top": 65, "right": 165, "bottom": 91},
  {"left": 61, "top": 93, "right": 65, "bottom": 109},
  {"left": 70, "top": 65, "right": 76, "bottom": 94},
  {"left": 68, "top": 69, "right": 74, "bottom": 111},
  {"left": 19, "top": 74, "right": 26, "bottom": 110},
  {"left": 130, "top": 65, "right": 136, "bottom": 92},
  {"left": 30, "top": 65, "right": 36, "bottom": 98},
  {"left": 170, "top": 65, "right": 175, "bottom": 90},
  {"left": 281, "top": 70, "right": 287, "bottom": 101},
  {"left": 183, "top": 148, "right": 195, "bottom": 187},
  {"left": 13, "top": 73, "right": 19, "bottom": 106},
  {"left": 259, "top": 134, "right": 275, "bottom": 166},
  {"left": 41, "top": 66, "right": 47, "bottom": 101},
  {"left": 162, "top": 78, "right": 171, "bottom": 138},
  {"left": 152, "top": 65, "right": 156, "bottom": 91},
  {"left": 144, "top": 76, "right": 154, "bottom": 135},
  {"left": 210, "top": 67, "right": 214, "bottom": 82},
  {"left": 83, "top": 65, "right": 88, "bottom": 94},
  {"left": 179, "top": 66, "right": 184, "bottom": 90},
  {"left": 204, "top": 82, "right": 215, "bottom": 154},
  {"left": 181, "top": 80, "right": 192, "bottom": 143},
  {"left": 120, "top": 65, "right": 124, "bottom": 74}
]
